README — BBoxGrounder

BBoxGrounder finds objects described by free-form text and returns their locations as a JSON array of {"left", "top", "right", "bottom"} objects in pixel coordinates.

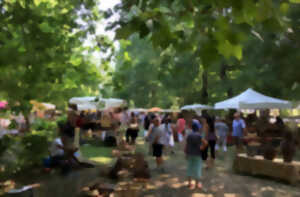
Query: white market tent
[
  {"left": 214, "top": 88, "right": 292, "bottom": 109},
  {"left": 181, "top": 104, "right": 213, "bottom": 110},
  {"left": 181, "top": 104, "right": 213, "bottom": 115},
  {"left": 69, "top": 97, "right": 125, "bottom": 111}
]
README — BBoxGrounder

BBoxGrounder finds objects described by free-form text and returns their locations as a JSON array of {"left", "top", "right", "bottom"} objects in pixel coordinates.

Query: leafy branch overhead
[{"left": 110, "top": 0, "right": 296, "bottom": 64}]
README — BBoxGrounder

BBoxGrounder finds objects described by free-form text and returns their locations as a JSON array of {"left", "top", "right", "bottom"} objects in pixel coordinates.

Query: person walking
[
  {"left": 201, "top": 115, "right": 216, "bottom": 168},
  {"left": 150, "top": 116, "right": 165, "bottom": 171},
  {"left": 185, "top": 122, "right": 208, "bottom": 190},
  {"left": 176, "top": 113, "right": 186, "bottom": 142},
  {"left": 126, "top": 112, "right": 139, "bottom": 145},
  {"left": 162, "top": 114, "right": 175, "bottom": 155},
  {"left": 232, "top": 112, "right": 246, "bottom": 152},
  {"left": 206, "top": 125, "right": 217, "bottom": 167},
  {"left": 215, "top": 117, "right": 229, "bottom": 152}
]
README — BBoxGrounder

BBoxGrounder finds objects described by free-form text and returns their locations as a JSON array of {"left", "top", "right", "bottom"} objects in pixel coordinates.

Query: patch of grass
[{"left": 80, "top": 145, "right": 114, "bottom": 165}]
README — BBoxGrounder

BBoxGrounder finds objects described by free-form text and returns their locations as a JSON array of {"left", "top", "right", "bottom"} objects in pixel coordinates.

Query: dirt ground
[
  {"left": 5, "top": 138, "right": 300, "bottom": 197},
  {"left": 135, "top": 139, "right": 300, "bottom": 197}
]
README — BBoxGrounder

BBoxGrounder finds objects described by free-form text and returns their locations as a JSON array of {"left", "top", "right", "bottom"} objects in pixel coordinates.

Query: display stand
[{"left": 233, "top": 153, "right": 300, "bottom": 184}]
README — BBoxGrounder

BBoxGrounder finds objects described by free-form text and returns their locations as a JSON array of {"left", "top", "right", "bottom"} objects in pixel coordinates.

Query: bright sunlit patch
[
  {"left": 260, "top": 186, "right": 275, "bottom": 191},
  {"left": 224, "top": 194, "right": 237, "bottom": 197},
  {"left": 170, "top": 182, "right": 183, "bottom": 189},
  {"left": 160, "top": 174, "right": 171, "bottom": 178},
  {"left": 89, "top": 156, "right": 112, "bottom": 164},
  {"left": 136, "top": 140, "right": 145, "bottom": 145},
  {"left": 191, "top": 194, "right": 213, "bottom": 197}
]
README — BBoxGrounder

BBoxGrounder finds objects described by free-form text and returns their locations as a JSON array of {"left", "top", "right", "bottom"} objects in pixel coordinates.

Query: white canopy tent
[
  {"left": 69, "top": 97, "right": 125, "bottom": 111},
  {"left": 181, "top": 104, "right": 213, "bottom": 115},
  {"left": 214, "top": 88, "right": 292, "bottom": 109}
]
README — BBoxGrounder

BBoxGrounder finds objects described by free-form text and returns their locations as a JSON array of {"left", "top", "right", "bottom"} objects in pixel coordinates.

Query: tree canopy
[
  {"left": 0, "top": 0, "right": 103, "bottom": 114},
  {"left": 109, "top": 0, "right": 300, "bottom": 108},
  {"left": 1, "top": 0, "right": 300, "bottom": 111}
]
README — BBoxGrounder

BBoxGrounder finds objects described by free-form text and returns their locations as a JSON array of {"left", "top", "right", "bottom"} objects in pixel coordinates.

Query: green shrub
[
  {"left": 20, "top": 133, "right": 49, "bottom": 165},
  {"left": 0, "top": 135, "right": 14, "bottom": 157},
  {"left": 31, "top": 118, "right": 57, "bottom": 131},
  {"left": 8, "top": 119, "right": 18, "bottom": 129},
  {"left": 56, "top": 114, "right": 67, "bottom": 125}
]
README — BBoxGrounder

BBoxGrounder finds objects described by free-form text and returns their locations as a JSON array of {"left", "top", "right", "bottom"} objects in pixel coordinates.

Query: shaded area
[{"left": 4, "top": 138, "right": 300, "bottom": 197}]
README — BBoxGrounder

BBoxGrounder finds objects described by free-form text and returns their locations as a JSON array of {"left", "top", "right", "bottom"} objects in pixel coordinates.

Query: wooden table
[{"left": 233, "top": 153, "right": 300, "bottom": 184}]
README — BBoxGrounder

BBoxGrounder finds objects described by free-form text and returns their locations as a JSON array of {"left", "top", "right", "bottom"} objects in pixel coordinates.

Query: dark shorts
[
  {"left": 126, "top": 128, "right": 139, "bottom": 138},
  {"left": 152, "top": 143, "right": 164, "bottom": 157}
]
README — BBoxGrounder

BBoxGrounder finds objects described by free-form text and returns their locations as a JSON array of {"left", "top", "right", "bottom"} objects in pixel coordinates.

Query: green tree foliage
[
  {"left": 113, "top": 34, "right": 169, "bottom": 108},
  {"left": 0, "top": 0, "right": 102, "bottom": 115},
  {"left": 113, "top": 34, "right": 210, "bottom": 107},
  {"left": 110, "top": 0, "right": 293, "bottom": 65},
  {"left": 111, "top": 2, "right": 300, "bottom": 106},
  {"left": 223, "top": 4, "right": 300, "bottom": 101}
]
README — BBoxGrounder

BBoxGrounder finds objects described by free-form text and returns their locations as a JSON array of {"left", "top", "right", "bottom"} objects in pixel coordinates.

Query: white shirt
[{"left": 50, "top": 138, "right": 64, "bottom": 157}]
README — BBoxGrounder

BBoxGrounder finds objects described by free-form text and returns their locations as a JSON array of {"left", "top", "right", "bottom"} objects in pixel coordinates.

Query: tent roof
[
  {"left": 181, "top": 104, "right": 213, "bottom": 110},
  {"left": 180, "top": 104, "right": 213, "bottom": 116},
  {"left": 214, "top": 88, "right": 292, "bottom": 109},
  {"left": 69, "top": 97, "right": 97, "bottom": 105},
  {"left": 69, "top": 97, "right": 125, "bottom": 110}
]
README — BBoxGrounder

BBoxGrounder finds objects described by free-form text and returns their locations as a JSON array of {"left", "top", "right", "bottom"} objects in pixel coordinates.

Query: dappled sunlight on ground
[
  {"left": 80, "top": 143, "right": 114, "bottom": 165},
  {"left": 25, "top": 136, "right": 300, "bottom": 197},
  {"left": 88, "top": 156, "right": 113, "bottom": 164},
  {"left": 191, "top": 194, "right": 213, "bottom": 197},
  {"left": 131, "top": 138, "right": 300, "bottom": 197}
]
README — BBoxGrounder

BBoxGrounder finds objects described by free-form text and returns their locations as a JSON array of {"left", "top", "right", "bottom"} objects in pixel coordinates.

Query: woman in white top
[{"left": 161, "top": 114, "right": 175, "bottom": 154}]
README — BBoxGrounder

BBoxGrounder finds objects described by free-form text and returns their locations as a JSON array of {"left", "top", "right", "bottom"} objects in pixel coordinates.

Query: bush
[
  {"left": 56, "top": 114, "right": 67, "bottom": 125},
  {"left": 8, "top": 119, "right": 18, "bottom": 130},
  {"left": 31, "top": 118, "right": 57, "bottom": 131},
  {"left": 20, "top": 133, "right": 49, "bottom": 165},
  {"left": 0, "top": 135, "right": 14, "bottom": 157},
  {"left": 0, "top": 132, "right": 50, "bottom": 178}
]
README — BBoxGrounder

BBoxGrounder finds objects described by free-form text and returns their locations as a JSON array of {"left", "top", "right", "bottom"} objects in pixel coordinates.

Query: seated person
[
  {"left": 49, "top": 136, "right": 65, "bottom": 168},
  {"left": 46, "top": 123, "right": 82, "bottom": 173}
]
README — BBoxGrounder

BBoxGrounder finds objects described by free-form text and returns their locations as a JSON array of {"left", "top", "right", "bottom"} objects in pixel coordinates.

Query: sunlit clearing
[{"left": 89, "top": 156, "right": 113, "bottom": 164}]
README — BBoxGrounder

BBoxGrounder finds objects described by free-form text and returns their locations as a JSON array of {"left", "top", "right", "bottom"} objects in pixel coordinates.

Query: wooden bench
[{"left": 233, "top": 153, "right": 300, "bottom": 184}]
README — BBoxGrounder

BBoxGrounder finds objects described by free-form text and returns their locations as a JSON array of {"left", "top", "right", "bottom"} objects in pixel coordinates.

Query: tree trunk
[
  {"left": 220, "top": 64, "right": 235, "bottom": 119},
  {"left": 24, "top": 115, "right": 30, "bottom": 132},
  {"left": 201, "top": 70, "right": 208, "bottom": 104},
  {"left": 220, "top": 64, "right": 233, "bottom": 98}
]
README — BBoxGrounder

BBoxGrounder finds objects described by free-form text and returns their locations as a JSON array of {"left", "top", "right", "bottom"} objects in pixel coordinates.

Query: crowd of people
[
  {"left": 47, "top": 107, "right": 287, "bottom": 189},
  {"left": 116, "top": 110, "right": 234, "bottom": 190}
]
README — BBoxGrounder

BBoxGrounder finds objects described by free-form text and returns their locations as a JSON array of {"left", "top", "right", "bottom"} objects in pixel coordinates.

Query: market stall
[
  {"left": 69, "top": 97, "right": 126, "bottom": 111},
  {"left": 233, "top": 153, "right": 300, "bottom": 184},
  {"left": 181, "top": 104, "right": 213, "bottom": 116},
  {"left": 214, "top": 88, "right": 292, "bottom": 109}
]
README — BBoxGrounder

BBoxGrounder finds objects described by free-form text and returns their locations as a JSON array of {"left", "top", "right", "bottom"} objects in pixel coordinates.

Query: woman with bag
[
  {"left": 185, "top": 121, "right": 208, "bottom": 190},
  {"left": 162, "top": 114, "right": 175, "bottom": 155}
]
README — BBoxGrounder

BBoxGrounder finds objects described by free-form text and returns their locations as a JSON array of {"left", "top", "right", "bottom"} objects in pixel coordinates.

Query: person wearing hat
[
  {"left": 185, "top": 121, "right": 208, "bottom": 190},
  {"left": 232, "top": 112, "right": 246, "bottom": 151}
]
